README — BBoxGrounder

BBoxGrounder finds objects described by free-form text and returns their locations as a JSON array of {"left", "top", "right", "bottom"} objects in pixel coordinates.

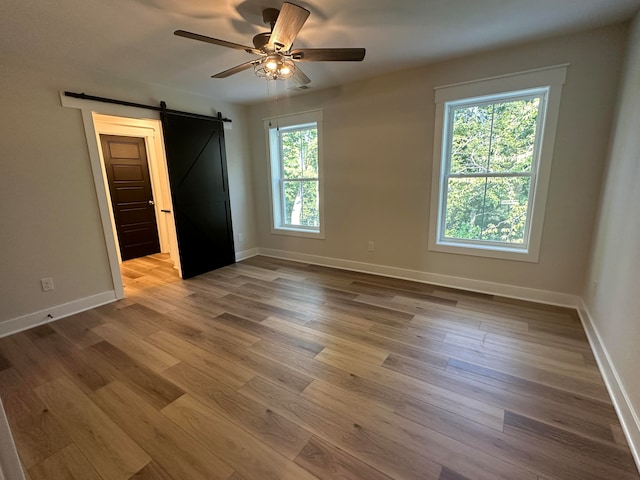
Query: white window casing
[
  {"left": 264, "top": 110, "right": 324, "bottom": 238},
  {"left": 428, "top": 65, "right": 568, "bottom": 262}
]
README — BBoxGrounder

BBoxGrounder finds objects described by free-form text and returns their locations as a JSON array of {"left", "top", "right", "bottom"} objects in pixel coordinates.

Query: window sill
[
  {"left": 429, "top": 240, "right": 539, "bottom": 263},
  {"left": 271, "top": 227, "right": 325, "bottom": 239}
]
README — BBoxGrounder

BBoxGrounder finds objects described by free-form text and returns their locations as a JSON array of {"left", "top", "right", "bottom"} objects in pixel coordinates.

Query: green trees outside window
[{"left": 279, "top": 126, "right": 319, "bottom": 228}]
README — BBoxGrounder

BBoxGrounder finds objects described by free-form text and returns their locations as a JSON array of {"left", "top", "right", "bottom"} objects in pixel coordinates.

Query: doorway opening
[
  {"left": 60, "top": 93, "right": 185, "bottom": 299},
  {"left": 92, "top": 113, "right": 182, "bottom": 297},
  {"left": 63, "top": 95, "right": 236, "bottom": 300}
]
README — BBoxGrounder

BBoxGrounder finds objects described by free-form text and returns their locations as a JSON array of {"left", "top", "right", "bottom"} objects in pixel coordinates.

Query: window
[
  {"left": 443, "top": 91, "right": 545, "bottom": 245},
  {"left": 429, "top": 65, "right": 567, "bottom": 262},
  {"left": 265, "top": 110, "right": 323, "bottom": 238}
]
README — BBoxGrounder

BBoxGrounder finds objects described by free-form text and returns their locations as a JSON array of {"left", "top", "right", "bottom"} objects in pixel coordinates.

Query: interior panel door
[{"left": 100, "top": 135, "right": 161, "bottom": 261}]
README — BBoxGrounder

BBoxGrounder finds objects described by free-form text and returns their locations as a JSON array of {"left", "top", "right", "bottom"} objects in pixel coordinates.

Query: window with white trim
[
  {"left": 265, "top": 110, "right": 323, "bottom": 238},
  {"left": 429, "top": 66, "right": 567, "bottom": 262}
]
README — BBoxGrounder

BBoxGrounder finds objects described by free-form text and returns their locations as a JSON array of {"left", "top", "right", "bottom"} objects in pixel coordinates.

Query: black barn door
[{"left": 161, "top": 112, "right": 235, "bottom": 279}]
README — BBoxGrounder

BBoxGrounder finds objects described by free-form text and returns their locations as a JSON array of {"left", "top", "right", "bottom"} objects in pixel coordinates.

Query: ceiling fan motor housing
[{"left": 252, "top": 32, "right": 272, "bottom": 51}]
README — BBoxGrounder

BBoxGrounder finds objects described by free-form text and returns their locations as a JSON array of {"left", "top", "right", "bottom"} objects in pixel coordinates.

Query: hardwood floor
[{"left": 1, "top": 253, "right": 638, "bottom": 480}]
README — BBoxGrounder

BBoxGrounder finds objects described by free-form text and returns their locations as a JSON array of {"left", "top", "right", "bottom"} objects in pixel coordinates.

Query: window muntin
[{"left": 440, "top": 90, "right": 547, "bottom": 248}]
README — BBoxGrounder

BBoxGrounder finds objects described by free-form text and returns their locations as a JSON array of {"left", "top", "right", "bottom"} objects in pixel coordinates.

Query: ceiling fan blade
[
  {"left": 290, "top": 48, "right": 366, "bottom": 62},
  {"left": 269, "top": 2, "right": 310, "bottom": 52},
  {"left": 212, "top": 60, "right": 258, "bottom": 78},
  {"left": 174, "top": 30, "right": 261, "bottom": 54},
  {"left": 291, "top": 66, "right": 311, "bottom": 86}
]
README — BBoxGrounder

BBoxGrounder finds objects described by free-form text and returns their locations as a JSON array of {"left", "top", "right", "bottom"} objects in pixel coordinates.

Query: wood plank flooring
[{"left": 1, "top": 253, "right": 638, "bottom": 480}]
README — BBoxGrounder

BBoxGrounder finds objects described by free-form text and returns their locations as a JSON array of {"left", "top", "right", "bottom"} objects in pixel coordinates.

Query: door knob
[{"left": 148, "top": 200, "right": 155, "bottom": 206}]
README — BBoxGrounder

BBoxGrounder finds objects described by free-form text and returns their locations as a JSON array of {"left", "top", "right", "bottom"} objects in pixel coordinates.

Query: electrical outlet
[
  {"left": 41, "top": 277, "right": 55, "bottom": 292},
  {"left": 238, "top": 233, "right": 244, "bottom": 242},
  {"left": 368, "top": 241, "right": 375, "bottom": 252}
]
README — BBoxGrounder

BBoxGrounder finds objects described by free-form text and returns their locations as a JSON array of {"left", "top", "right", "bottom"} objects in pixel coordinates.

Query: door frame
[
  {"left": 95, "top": 118, "right": 174, "bottom": 263},
  {"left": 61, "top": 93, "right": 181, "bottom": 299}
]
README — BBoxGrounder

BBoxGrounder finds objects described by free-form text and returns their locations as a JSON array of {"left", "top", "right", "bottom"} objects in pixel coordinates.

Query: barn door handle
[{"left": 148, "top": 200, "right": 155, "bottom": 206}]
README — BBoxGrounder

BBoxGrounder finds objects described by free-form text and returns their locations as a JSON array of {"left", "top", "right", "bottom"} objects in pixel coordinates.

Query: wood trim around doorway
[{"left": 60, "top": 94, "right": 182, "bottom": 299}]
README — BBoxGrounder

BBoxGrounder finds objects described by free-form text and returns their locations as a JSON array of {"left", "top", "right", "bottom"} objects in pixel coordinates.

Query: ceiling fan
[{"left": 174, "top": 2, "right": 366, "bottom": 87}]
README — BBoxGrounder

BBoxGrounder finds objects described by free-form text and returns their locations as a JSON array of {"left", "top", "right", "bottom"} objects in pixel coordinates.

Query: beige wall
[
  {"left": 0, "top": 62, "right": 256, "bottom": 323},
  {"left": 0, "top": 22, "right": 631, "bottom": 322},
  {"left": 248, "top": 24, "right": 627, "bottom": 295},
  {"left": 583, "top": 12, "right": 640, "bottom": 451}
]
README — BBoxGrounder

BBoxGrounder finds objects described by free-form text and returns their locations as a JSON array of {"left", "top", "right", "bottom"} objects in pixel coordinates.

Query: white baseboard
[
  {"left": 236, "top": 248, "right": 259, "bottom": 262},
  {"left": 0, "top": 398, "right": 24, "bottom": 480},
  {"left": 256, "top": 248, "right": 579, "bottom": 308},
  {"left": 0, "top": 291, "right": 117, "bottom": 339},
  {"left": 577, "top": 299, "right": 640, "bottom": 473}
]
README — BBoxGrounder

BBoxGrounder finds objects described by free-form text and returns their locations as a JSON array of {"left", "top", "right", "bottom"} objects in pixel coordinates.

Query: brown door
[{"left": 100, "top": 135, "right": 161, "bottom": 261}]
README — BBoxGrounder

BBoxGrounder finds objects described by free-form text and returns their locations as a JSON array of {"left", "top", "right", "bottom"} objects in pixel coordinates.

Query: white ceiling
[{"left": 1, "top": 0, "right": 639, "bottom": 105}]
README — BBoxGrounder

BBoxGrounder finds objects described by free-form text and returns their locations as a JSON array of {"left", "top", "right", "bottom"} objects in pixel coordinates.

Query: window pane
[
  {"left": 481, "top": 177, "right": 530, "bottom": 243},
  {"left": 280, "top": 128, "right": 318, "bottom": 179},
  {"left": 444, "top": 176, "right": 530, "bottom": 243},
  {"left": 444, "top": 177, "right": 486, "bottom": 240},
  {"left": 283, "top": 180, "right": 319, "bottom": 227},
  {"left": 450, "top": 97, "right": 540, "bottom": 175},
  {"left": 450, "top": 105, "right": 492, "bottom": 174},
  {"left": 488, "top": 97, "right": 539, "bottom": 173}
]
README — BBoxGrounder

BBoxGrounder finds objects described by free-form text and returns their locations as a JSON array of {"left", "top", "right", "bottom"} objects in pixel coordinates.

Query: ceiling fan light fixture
[
  {"left": 279, "top": 64, "right": 291, "bottom": 76},
  {"left": 254, "top": 55, "right": 295, "bottom": 80},
  {"left": 264, "top": 55, "right": 279, "bottom": 72}
]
